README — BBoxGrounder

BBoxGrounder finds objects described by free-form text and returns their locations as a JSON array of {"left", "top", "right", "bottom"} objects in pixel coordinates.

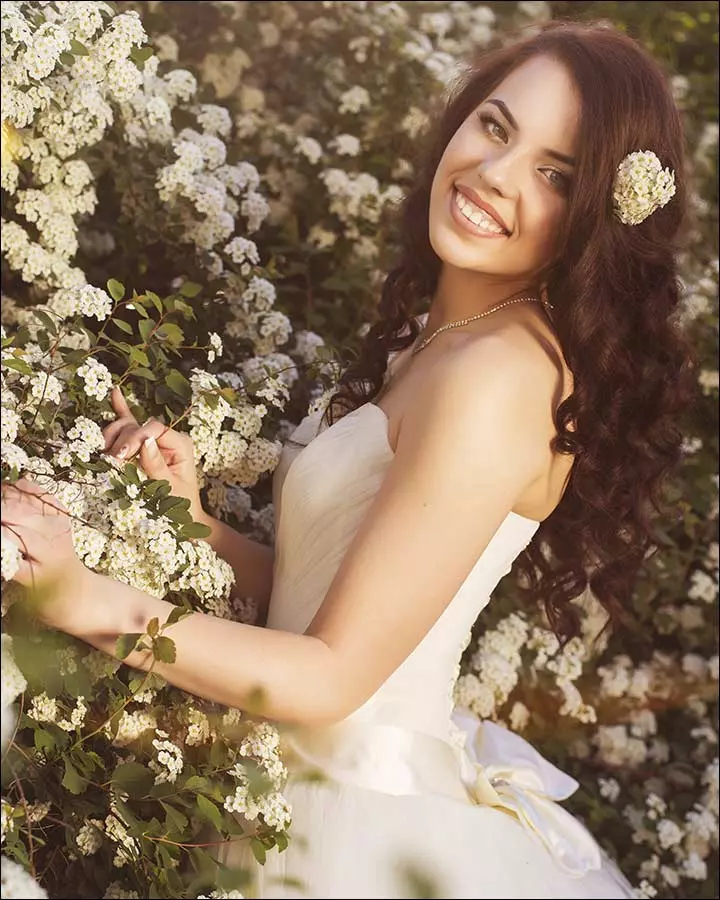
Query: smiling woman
[{"left": 429, "top": 55, "right": 580, "bottom": 284}]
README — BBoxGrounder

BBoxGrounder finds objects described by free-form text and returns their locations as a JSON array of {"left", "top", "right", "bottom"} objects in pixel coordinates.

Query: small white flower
[
  {"left": 612, "top": 150, "right": 676, "bottom": 226},
  {"left": 330, "top": 133, "right": 361, "bottom": 157},
  {"left": 656, "top": 818, "right": 684, "bottom": 849},
  {"left": 598, "top": 777, "right": 621, "bottom": 803},
  {"left": 76, "top": 818, "right": 104, "bottom": 856},
  {"left": 338, "top": 86, "right": 370, "bottom": 115},
  {"left": 208, "top": 332, "right": 223, "bottom": 364},
  {"left": 295, "top": 136, "right": 323, "bottom": 165},
  {"left": 1, "top": 540, "right": 22, "bottom": 582}
]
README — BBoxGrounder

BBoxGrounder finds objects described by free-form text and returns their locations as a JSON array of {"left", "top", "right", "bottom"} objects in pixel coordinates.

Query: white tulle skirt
[{"left": 225, "top": 714, "right": 634, "bottom": 899}]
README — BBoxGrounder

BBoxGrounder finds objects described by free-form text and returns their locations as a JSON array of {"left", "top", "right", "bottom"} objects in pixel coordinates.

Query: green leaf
[
  {"left": 107, "top": 279, "right": 125, "bottom": 302},
  {"left": 32, "top": 309, "right": 58, "bottom": 336},
  {"left": 131, "top": 45, "right": 154, "bottom": 63},
  {"left": 165, "top": 605, "right": 193, "bottom": 628},
  {"left": 147, "top": 617, "right": 160, "bottom": 638},
  {"left": 165, "top": 505, "right": 192, "bottom": 525},
  {"left": 160, "top": 800, "right": 189, "bottom": 833},
  {"left": 138, "top": 318, "right": 155, "bottom": 343},
  {"left": 158, "top": 495, "right": 191, "bottom": 515},
  {"left": 62, "top": 758, "right": 88, "bottom": 795},
  {"left": 179, "top": 521, "right": 212, "bottom": 541},
  {"left": 60, "top": 51, "right": 74, "bottom": 66},
  {"left": 70, "top": 39, "right": 89, "bottom": 56},
  {"left": 107, "top": 339, "right": 133, "bottom": 355},
  {"left": 112, "top": 317, "right": 134, "bottom": 335},
  {"left": 146, "top": 291, "right": 164, "bottom": 316},
  {"left": 275, "top": 831, "right": 289, "bottom": 852},
  {"left": 183, "top": 774, "right": 212, "bottom": 794},
  {"left": 155, "top": 323, "right": 184, "bottom": 346},
  {"left": 250, "top": 838, "right": 267, "bottom": 865},
  {"left": 165, "top": 369, "right": 192, "bottom": 399},
  {"left": 116, "top": 632, "right": 143, "bottom": 660},
  {"left": 152, "top": 635, "right": 176, "bottom": 664},
  {"left": 179, "top": 281, "right": 202, "bottom": 298},
  {"left": 112, "top": 761, "right": 154, "bottom": 799},
  {"left": 34, "top": 729, "right": 55, "bottom": 755},
  {"left": 196, "top": 794, "right": 223, "bottom": 831},
  {"left": 173, "top": 298, "right": 195, "bottom": 319},
  {"left": 2, "top": 357, "right": 33, "bottom": 376},
  {"left": 129, "top": 346, "right": 150, "bottom": 367},
  {"left": 133, "top": 366, "right": 157, "bottom": 381}
]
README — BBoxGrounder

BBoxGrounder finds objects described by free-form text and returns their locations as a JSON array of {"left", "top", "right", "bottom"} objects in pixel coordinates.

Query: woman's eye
[
  {"left": 544, "top": 168, "right": 571, "bottom": 194},
  {"left": 478, "top": 113, "right": 508, "bottom": 143}
]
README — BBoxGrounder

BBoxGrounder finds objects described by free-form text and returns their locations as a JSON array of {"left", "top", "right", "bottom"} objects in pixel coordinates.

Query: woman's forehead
[{"left": 486, "top": 57, "right": 581, "bottom": 155}]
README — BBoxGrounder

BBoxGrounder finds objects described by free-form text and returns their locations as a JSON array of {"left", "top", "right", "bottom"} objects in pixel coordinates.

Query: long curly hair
[{"left": 325, "top": 22, "right": 698, "bottom": 643}]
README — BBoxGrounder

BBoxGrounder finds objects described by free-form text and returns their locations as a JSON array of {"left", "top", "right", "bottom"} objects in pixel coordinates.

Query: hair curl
[{"left": 325, "top": 22, "right": 699, "bottom": 643}]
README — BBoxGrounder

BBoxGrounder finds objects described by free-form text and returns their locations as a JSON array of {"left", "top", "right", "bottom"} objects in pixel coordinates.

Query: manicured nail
[
  {"left": 116, "top": 445, "right": 128, "bottom": 459},
  {"left": 143, "top": 436, "right": 157, "bottom": 455}
]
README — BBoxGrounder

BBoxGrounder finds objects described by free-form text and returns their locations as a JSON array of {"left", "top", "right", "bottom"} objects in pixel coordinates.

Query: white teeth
[{"left": 453, "top": 190, "right": 506, "bottom": 234}]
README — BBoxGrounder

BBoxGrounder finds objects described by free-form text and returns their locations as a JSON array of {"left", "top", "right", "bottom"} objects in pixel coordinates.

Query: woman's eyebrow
[
  {"left": 488, "top": 98, "right": 519, "bottom": 130},
  {"left": 487, "top": 98, "right": 576, "bottom": 167}
]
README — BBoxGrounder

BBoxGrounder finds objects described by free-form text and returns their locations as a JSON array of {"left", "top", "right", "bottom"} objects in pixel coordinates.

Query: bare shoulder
[
  {"left": 404, "top": 325, "right": 560, "bottom": 440},
  {"left": 395, "top": 331, "right": 552, "bottom": 491}
]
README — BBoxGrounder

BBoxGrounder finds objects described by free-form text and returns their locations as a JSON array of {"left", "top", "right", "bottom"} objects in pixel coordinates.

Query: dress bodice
[{"left": 268, "top": 363, "right": 540, "bottom": 742}]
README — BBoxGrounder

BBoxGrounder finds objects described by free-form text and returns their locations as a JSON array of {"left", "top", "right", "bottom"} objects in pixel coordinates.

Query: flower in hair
[{"left": 612, "top": 150, "right": 676, "bottom": 225}]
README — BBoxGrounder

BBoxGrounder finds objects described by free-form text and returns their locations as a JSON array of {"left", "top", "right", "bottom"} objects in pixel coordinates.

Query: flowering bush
[{"left": 1, "top": 1, "right": 718, "bottom": 899}]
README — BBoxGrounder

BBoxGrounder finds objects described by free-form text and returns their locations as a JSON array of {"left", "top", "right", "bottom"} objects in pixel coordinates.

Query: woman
[{"left": 2, "top": 21, "right": 695, "bottom": 900}]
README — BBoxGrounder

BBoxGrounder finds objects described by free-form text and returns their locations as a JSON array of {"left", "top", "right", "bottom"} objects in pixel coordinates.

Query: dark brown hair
[{"left": 325, "top": 21, "right": 697, "bottom": 643}]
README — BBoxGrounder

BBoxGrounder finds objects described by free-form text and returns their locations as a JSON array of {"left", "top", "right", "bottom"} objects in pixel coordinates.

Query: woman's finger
[
  {"left": 110, "top": 386, "right": 136, "bottom": 422},
  {"left": 107, "top": 423, "right": 145, "bottom": 460},
  {"left": 102, "top": 419, "right": 131, "bottom": 451},
  {"left": 107, "top": 418, "right": 167, "bottom": 462},
  {"left": 139, "top": 434, "right": 172, "bottom": 481}
]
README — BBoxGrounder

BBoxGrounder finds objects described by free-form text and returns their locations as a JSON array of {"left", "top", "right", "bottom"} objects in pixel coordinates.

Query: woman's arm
[
  {"left": 62, "top": 570, "right": 334, "bottom": 724},
  {"left": 3, "top": 335, "right": 552, "bottom": 727}
]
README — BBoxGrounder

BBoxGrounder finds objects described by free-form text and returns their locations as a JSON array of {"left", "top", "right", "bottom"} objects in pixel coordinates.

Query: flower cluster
[{"left": 612, "top": 150, "right": 677, "bottom": 226}]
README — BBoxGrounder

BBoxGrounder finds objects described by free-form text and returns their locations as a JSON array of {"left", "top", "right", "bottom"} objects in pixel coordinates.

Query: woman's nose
[{"left": 477, "top": 149, "right": 519, "bottom": 199}]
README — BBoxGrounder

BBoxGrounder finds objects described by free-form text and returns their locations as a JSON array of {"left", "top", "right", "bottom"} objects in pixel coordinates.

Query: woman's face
[{"left": 428, "top": 55, "right": 581, "bottom": 284}]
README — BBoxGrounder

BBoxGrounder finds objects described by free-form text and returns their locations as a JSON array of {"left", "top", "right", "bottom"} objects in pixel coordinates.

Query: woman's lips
[{"left": 449, "top": 187, "right": 510, "bottom": 239}]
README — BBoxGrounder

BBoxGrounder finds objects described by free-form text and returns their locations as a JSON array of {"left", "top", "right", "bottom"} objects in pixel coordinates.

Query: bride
[{"left": 2, "top": 21, "right": 694, "bottom": 900}]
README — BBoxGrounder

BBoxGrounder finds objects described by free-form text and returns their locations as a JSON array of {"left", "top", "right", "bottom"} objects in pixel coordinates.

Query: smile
[{"left": 451, "top": 187, "right": 509, "bottom": 238}]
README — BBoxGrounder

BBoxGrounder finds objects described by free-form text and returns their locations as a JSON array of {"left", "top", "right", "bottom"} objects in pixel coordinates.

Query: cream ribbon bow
[{"left": 452, "top": 709, "right": 602, "bottom": 877}]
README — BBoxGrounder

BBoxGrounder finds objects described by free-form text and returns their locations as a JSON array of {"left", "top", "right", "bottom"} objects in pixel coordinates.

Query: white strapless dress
[{"left": 231, "top": 364, "right": 634, "bottom": 898}]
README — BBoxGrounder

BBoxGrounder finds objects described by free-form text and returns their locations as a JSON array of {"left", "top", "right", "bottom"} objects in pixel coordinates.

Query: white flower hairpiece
[{"left": 612, "top": 150, "right": 676, "bottom": 226}]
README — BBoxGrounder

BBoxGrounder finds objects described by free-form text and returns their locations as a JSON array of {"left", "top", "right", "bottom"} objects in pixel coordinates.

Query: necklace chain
[{"left": 411, "top": 295, "right": 552, "bottom": 356}]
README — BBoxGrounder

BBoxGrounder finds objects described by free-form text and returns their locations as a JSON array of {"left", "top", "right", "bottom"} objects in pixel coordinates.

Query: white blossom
[
  {"left": 612, "top": 150, "right": 676, "bottom": 226},
  {"left": 338, "top": 85, "right": 370, "bottom": 115}
]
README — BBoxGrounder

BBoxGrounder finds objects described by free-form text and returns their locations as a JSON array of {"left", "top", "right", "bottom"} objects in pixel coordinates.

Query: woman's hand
[
  {"left": 1, "top": 478, "right": 90, "bottom": 630},
  {"left": 103, "top": 387, "right": 206, "bottom": 524}
]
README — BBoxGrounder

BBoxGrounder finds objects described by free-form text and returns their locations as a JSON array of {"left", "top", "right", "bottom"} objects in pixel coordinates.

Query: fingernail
[
  {"left": 116, "top": 445, "right": 128, "bottom": 459},
  {"left": 144, "top": 436, "right": 157, "bottom": 455}
]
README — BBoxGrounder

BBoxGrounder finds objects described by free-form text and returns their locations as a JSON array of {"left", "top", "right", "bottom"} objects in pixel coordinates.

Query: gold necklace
[{"left": 411, "top": 295, "right": 552, "bottom": 356}]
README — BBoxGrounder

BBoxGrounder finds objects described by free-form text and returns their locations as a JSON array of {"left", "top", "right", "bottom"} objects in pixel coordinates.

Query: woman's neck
[{"left": 424, "top": 265, "right": 536, "bottom": 336}]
